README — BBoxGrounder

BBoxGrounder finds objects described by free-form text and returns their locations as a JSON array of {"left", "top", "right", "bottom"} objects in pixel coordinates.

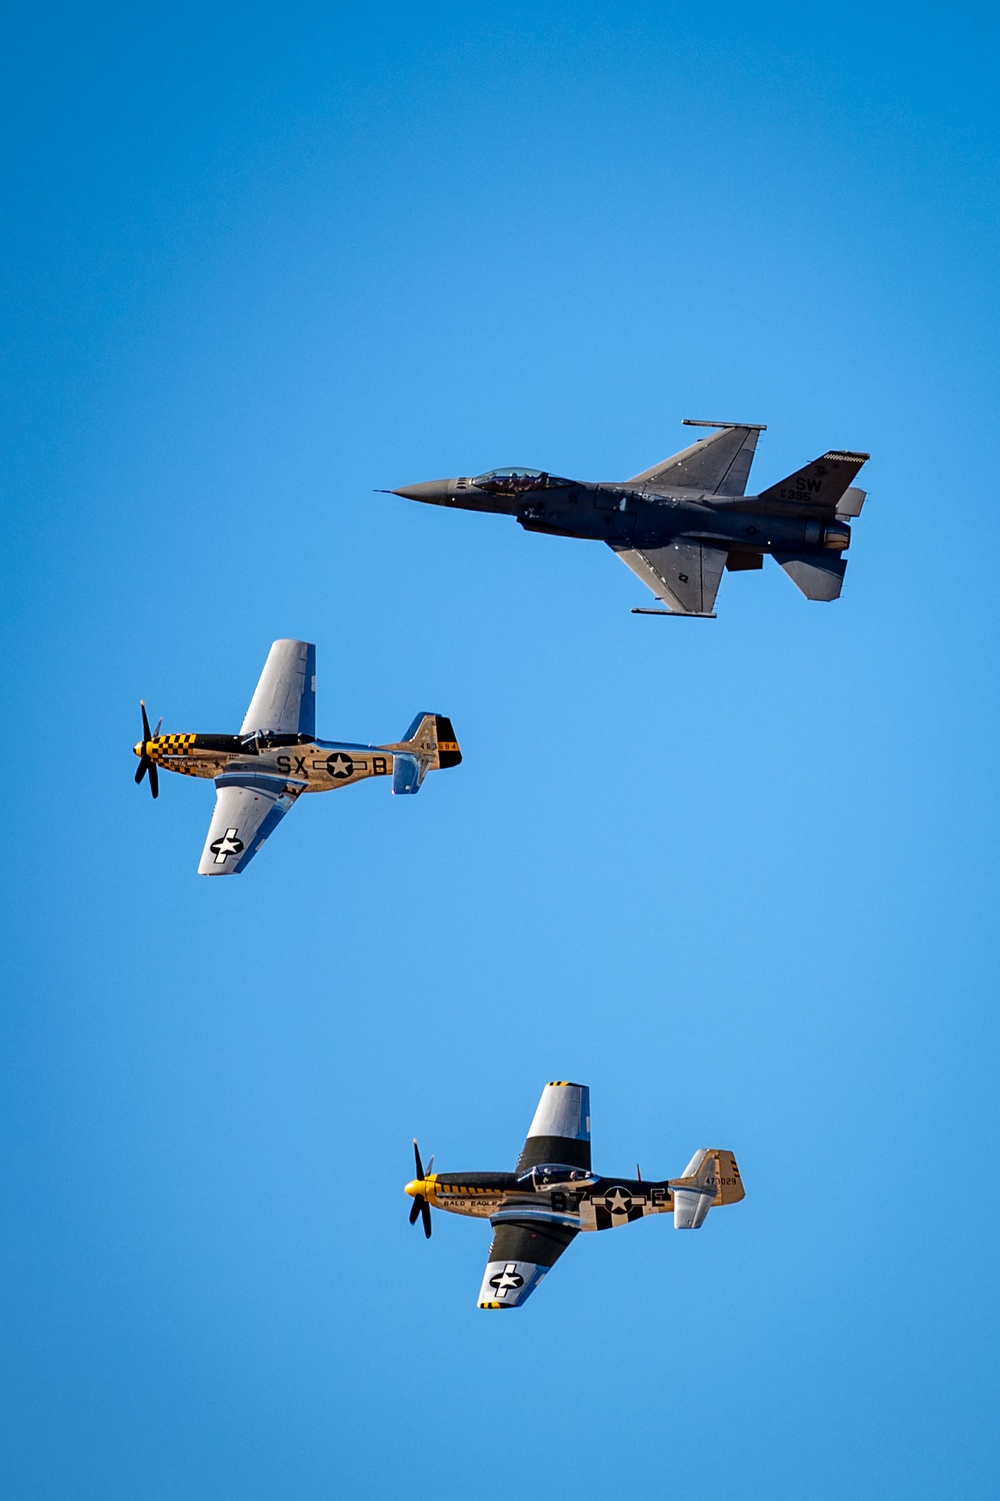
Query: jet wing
[
  {"left": 240, "top": 640, "right": 316, "bottom": 738},
  {"left": 627, "top": 422, "right": 764, "bottom": 497},
  {"left": 477, "top": 1219, "right": 577, "bottom": 1309},
  {"left": 515, "top": 1081, "right": 591, "bottom": 1172},
  {"left": 611, "top": 541, "right": 728, "bottom": 615},
  {"left": 197, "top": 772, "right": 306, "bottom": 876}
]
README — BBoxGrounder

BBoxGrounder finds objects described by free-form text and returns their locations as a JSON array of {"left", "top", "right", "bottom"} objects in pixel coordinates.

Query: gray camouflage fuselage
[{"left": 394, "top": 474, "right": 850, "bottom": 558}]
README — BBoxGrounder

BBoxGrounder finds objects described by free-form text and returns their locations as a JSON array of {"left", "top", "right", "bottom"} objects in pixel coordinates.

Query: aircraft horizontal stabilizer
[
  {"left": 392, "top": 753, "right": 422, "bottom": 794},
  {"left": 774, "top": 552, "right": 847, "bottom": 601}
]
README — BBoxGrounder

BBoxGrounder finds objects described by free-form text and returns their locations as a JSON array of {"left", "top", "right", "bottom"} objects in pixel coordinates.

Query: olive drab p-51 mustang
[
  {"left": 405, "top": 1082, "right": 744, "bottom": 1309},
  {"left": 389, "top": 419, "right": 870, "bottom": 617},
  {"left": 132, "top": 639, "right": 461, "bottom": 875}
]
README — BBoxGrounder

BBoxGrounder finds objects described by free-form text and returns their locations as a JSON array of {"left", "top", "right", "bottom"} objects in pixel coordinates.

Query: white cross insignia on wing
[
  {"left": 210, "top": 827, "right": 244, "bottom": 864},
  {"left": 489, "top": 1264, "right": 525, "bottom": 1298}
]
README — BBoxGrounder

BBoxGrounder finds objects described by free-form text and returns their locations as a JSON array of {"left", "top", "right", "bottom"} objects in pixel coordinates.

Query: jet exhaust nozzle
[{"left": 803, "top": 521, "right": 851, "bottom": 550}]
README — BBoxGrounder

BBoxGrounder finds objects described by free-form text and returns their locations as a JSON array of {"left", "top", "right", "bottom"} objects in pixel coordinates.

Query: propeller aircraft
[
  {"left": 405, "top": 1081, "right": 744, "bottom": 1308},
  {"left": 133, "top": 639, "right": 461, "bottom": 875},
  {"left": 389, "top": 419, "right": 870, "bottom": 616}
]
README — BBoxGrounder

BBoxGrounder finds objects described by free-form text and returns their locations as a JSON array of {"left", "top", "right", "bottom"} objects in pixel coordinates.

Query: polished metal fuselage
[{"left": 134, "top": 732, "right": 400, "bottom": 792}]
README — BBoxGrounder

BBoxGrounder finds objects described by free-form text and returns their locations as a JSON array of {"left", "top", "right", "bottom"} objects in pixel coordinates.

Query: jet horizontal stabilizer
[{"left": 774, "top": 551, "right": 848, "bottom": 601}]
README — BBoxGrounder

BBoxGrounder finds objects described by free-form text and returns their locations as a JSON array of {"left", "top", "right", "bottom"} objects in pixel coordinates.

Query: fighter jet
[
  {"left": 132, "top": 639, "right": 461, "bottom": 875},
  {"left": 390, "top": 419, "right": 869, "bottom": 616},
  {"left": 405, "top": 1081, "right": 744, "bottom": 1309}
]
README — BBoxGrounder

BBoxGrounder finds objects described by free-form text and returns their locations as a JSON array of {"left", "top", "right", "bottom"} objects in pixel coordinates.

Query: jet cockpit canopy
[{"left": 473, "top": 468, "right": 548, "bottom": 495}]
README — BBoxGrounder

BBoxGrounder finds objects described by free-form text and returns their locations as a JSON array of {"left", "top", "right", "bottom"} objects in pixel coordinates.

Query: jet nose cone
[
  {"left": 392, "top": 480, "right": 454, "bottom": 503},
  {"left": 404, "top": 1179, "right": 423, "bottom": 1198}
]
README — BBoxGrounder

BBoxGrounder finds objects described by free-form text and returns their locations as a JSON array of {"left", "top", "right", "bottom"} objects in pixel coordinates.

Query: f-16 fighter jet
[
  {"left": 390, "top": 420, "right": 869, "bottom": 616},
  {"left": 132, "top": 639, "right": 461, "bottom": 875},
  {"left": 405, "top": 1081, "right": 744, "bottom": 1308}
]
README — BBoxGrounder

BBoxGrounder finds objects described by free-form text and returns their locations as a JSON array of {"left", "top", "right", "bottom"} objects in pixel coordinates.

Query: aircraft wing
[
  {"left": 515, "top": 1081, "right": 591, "bottom": 1172},
  {"left": 240, "top": 640, "right": 316, "bottom": 737},
  {"left": 477, "top": 1219, "right": 577, "bottom": 1309},
  {"left": 627, "top": 422, "right": 764, "bottom": 496},
  {"left": 197, "top": 772, "right": 306, "bottom": 876},
  {"left": 611, "top": 541, "right": 728, "bottom": 615}
]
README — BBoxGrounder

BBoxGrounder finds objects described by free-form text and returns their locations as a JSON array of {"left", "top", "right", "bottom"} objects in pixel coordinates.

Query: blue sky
[{"left": 2, "top": 3, "right": 998, "bottom": 1497}]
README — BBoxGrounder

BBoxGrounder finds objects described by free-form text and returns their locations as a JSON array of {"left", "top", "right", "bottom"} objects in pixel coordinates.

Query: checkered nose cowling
[{"left": 149, "top": 733, "right": 196, "bottom": 763}]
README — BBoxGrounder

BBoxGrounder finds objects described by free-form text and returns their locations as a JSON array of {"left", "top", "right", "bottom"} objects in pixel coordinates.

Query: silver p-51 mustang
[
  {"left": 133, "top": 639, "right": 461, "bottom": 875},
  {"left": 405, "top": 1081, "right": 744, "bottom": 1308}
]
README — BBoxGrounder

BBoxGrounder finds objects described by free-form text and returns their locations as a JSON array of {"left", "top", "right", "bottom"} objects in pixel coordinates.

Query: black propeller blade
[
  {"left": 134, "top": 700, "right": 160, "bottom": 799},
  {"left": 409, "top": 1138, "right": 434, "bottom": 1239}
]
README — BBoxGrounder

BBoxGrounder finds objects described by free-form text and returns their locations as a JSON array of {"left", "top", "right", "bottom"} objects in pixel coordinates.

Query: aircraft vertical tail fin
[
  {"left": 758, "top": 451, "right": 869, "bottom": 514},
  {"left": 710, "top": 1150, "right": 745, "bottom": 1205},
  {"left": 671, "top": 1148, "right": 744, "bottom": 1228},
  {"left": 382, "top": 714, "right": 461, "bottom": 794}
]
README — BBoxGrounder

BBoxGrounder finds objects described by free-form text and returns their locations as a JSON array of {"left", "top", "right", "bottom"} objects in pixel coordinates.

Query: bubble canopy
[
  {"left": 472, "top": 468, "right": 570, "bottom": 494},
  {"left": 518, "top": 1164, "right": 596, "bottom": 1190}
]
